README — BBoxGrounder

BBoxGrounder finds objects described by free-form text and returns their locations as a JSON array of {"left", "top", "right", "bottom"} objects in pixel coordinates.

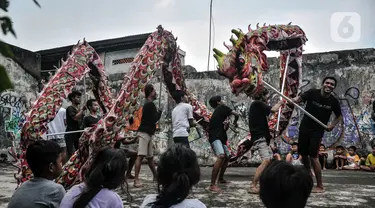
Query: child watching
[
  {"left": 8, "top": 140, "right": 65, "bottom": 208},
  {"left": 318, "top": 144, "right": 328, "bottom": 170},
  {"left": 60, "top": 147, "right": 129, "bottom": 208},
  {"left": 140, "top": 145, "right": 206, "bottom": 208},
  {"left": 334, "top": 145, "right": 346, "bottom": 170},
  {"left": 360, "top": 144, "right": 375, "bottom": 172},
  {"left": 286, "top": 142, "right": 302, "bottom": 166},
  {"left": 343, "top": 146, "right": 360, "bottom": 170},
  {"left": 270, "top": 141, "right": 281, "bottom": 161}
]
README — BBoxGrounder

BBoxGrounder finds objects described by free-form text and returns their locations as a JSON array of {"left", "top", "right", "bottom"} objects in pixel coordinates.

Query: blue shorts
[{"left": 211, "top": 140, "right": 230, "bottom": 157}]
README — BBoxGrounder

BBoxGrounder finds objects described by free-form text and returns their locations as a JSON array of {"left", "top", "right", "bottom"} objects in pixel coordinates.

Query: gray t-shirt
[
  {"left": 140, "top": 194, "right": 206, "bottom": 208},
  {"left": 8, "top": 177, "right": 66, "bottom": 208}
]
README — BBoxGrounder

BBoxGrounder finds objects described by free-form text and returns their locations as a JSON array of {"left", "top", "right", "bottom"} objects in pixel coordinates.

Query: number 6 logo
[{"left": 330, "top": 12, "right": 361, "bottom": 43}]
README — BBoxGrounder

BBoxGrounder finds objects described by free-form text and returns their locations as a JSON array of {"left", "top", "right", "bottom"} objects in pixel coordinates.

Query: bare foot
[
  {"left": 338, "top": 167, "right": 342, "bottom": 170},
  {"left": 126, "top": 174, "right": 135, "bottom": 179},
  {"left": 323, "top": 167, "right": 327, "bottom": 170},
  {"left": 218, "top": 179, "right": 231, "bottom": 184},
  {"left": 133, "top": 180, "right": 144, "bottom": 188},
  {"left": 248, "top": 186, "right": 259, "bottom": 194},
  {"left": 311, "top": 169, "right": 315, "bottom": 177},
  {"left": 311, "top": 186, "right": 325, "bottom": 193},
  {"left": 208, "top": 185, "right": 223, "bottom": 193}
]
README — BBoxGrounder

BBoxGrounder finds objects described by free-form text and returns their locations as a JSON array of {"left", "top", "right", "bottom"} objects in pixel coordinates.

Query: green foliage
[{"left": 0, "top": 0, "right": 40, "bottom": 93}]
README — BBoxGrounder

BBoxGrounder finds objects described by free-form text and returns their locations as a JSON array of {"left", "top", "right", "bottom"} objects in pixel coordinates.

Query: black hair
[
  {"left": 26, "top": 140, "right": 61, "bottom": 177},
  {"left": 322, "top": 76, "right": 337, "bottom": 87},
  {"left": 372, "top": 144, "right": 375, "bottom": 149},
  {"left": 259, "top": 160, "right": 313, "bottom": 208},
  {"left": 348, "top": 146, "right": 357, "bottom": 152},
  {"left": 172, "top": 90, "right": 186, "bottom": 103},
  {"left": 68, "top": 91, "right": 82, "bottom": 102},
  {"left": 73, "top": 147, "right": 129, "bottom": 208},
  {"left": 336, "top": 145, "right": 344, "bottom": 150},
  {"left": 209, "top": 96, "right": 221, "bottom": 109},
  {"left": 253, "top": 88, "right": 269, "bottom": 101},
  {"left": 86, "top": 99, "right": 97, "bottom": 109},
  {"left": 149, "top": 145, "right": 200, "bottom": 208},
  {"left": 320, "top": 143, "right": 325, "bottom": 148},
  {"left": 144, "top": 84, "right": 154, "bottom": 98},
  {"left": 291, "top": 142, "right": 298, "bottom": 146}
]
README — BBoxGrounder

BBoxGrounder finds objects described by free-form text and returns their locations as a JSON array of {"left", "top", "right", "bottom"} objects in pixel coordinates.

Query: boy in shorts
[{"left": 208, "top": 96, "right": 239, "bottom": 193}]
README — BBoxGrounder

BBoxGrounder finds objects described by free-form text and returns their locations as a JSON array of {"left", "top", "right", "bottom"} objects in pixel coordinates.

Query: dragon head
[{"left": 214, "top": 23, "right": 307, "bottom": 98}]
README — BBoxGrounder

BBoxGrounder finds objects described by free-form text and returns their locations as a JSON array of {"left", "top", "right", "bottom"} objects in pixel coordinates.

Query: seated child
[
  {"left": 318, "top": 144, "right": 328, "bottom": 170},
  {"left": 286, "top": 142, "right": 302, "bottom": 166},
  {"left": 8, "top": 140, "right": 65, "bottom": 208},
  {"left": 259, "top": 160, "right": 313, "bottom": 208},
  {"left": 60, "top": 147, "right": 129, "bottom": 208},
  {"left": 270, "top": 141, "right": 281, "bottom": 161},
  {"left": 360, "top": 144, "right": 375, "bottom": 172},
  {"left": 140, "top": 145, "right": 206, "bottom": 208},
  {"left": 334, "top": 145, "right": 347, "bottom": 170},
  {"left": 343, "top": 146, "right": 360, "bottom": 170}
]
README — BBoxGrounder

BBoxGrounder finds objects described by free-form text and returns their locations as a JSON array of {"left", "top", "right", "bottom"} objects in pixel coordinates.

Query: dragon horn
[
  {"left": 231, "top": 29, "right": 241, "bottom": 38},
  {"left": 263, "top": 23, "right": 266, "bottom": 27},
  {"left": 157, "top": 25, "right": 164, "bottom": 34},
  {"left": 288, "top": 22, "right": 292, "bottom": 25},
  {"left": 230, "top": 35, "right": 237, "bottom": 45},
  {"left": 223, "top": 42, "right": 232, "bottom": 50},
  {"left": 248, "top": 24, "right": 252, "bottom": 32},
  {"left": 213, "top": 48, "right": 225, "bottom": 69},
  {"left": 256, "top": 23, "right": 259, "bottom": 28}
]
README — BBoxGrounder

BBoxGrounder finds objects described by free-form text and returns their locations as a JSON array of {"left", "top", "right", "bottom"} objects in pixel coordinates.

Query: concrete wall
[{"left": 0, "top": 54, "right": 39, "bottom": 148}]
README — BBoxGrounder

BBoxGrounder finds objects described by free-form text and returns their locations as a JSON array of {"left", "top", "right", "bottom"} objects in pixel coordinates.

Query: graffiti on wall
[{"left": 0, "top": 92, "right": 31, "bottom": 147}]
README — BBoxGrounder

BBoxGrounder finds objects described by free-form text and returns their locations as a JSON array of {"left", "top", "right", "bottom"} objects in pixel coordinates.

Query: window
[{"left": 112, "top": 57, "right": 134, "bottom": 65}]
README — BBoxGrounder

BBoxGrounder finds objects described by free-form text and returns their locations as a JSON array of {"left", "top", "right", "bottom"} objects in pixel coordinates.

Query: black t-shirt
[
  {"left": 248, "top": 100, "right": 272, "bottom": 143},
  {"left": 83, "top": 115, "right": 101, "bottom": 128},
  {"left": 65, "top": 106, "right": 83, "bottom": 131},
  {"left": 138, "top": 101, "right": 162, "bottom": 135},
  {"left": 299, "top": 89, "right": 342, "bottom": 137},
  {"left": 208, "top": 104, "right": 233, "bottom": 144}
]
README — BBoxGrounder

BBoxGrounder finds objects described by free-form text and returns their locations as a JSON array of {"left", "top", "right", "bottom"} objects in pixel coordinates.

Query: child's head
[
  {"left": 209, "top": 96, "right": 223, "bottom": 109},
  {"left": 151, "top": 145, "right": 200, "bottom": 208},
  {"left": 348, "top": 146, "right": 357, "bottom": 156},
  {"left": 26, "top": 140, "right": 62, "bottom": 179},
  {"left": 336, "top": 145, "right": 344, "bottom": 154},
  {"left": 319, "top": 144, "right": 325, "bottom": 151},
  {"left": 291, "top": 142, "right": 298, "bottom": 152},
  {"left": 260, "top": 160, "right": 313, "bottom": 208},
  {"left": 73, "top": 147, "right": 128, "bottom": 208}
]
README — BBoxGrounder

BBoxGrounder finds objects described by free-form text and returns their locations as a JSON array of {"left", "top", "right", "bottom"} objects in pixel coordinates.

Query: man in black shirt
[
  {"left": 83, "top": 99, "right": 101, "bottom": 128},
  {"left": 208, "top": 95, "right": 239, "bottom": 193},
  {"left": 292, "top": 76, "right": 342, "bottom": 193},
  {"left": 248, "top": 89, "right": 283, "bottom": 194},
  {"left": 134, "top": 84, "right": 162, "bottom": 187},
  {"left": 65, "top": 91, "right": 86, "bottom": 159}
]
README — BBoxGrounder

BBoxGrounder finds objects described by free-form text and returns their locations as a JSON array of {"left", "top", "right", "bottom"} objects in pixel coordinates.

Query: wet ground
[{"left": 0, "top": 163, "right": 374, "bottom": 207}]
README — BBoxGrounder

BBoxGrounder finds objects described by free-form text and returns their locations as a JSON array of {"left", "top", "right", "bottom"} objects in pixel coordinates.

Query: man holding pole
[
  {"left": 248, "top": 89, "right": 284, "bottom": 194},
  {"left": 291, "top": 76, "right": 342, "bottom": 193}
]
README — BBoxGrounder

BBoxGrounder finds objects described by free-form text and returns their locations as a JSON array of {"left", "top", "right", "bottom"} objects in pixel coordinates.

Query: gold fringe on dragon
[{"left": 16, "top": 23, "right": 307, "bottom": 188}]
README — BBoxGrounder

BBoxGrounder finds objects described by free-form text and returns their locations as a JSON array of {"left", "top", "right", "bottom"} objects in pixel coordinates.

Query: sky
[{"left": 2, "top": 0, "right": 375, "bottom": 71}]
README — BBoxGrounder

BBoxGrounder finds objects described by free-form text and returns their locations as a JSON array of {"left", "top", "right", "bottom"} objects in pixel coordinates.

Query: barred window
[{"left": 112, "top": 57, "right": 134, "bottom": 65}]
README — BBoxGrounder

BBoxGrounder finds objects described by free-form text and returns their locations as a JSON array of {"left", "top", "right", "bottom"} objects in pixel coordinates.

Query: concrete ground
[{"left": 0, "top": 163, "right": 374, "bottom": 208}]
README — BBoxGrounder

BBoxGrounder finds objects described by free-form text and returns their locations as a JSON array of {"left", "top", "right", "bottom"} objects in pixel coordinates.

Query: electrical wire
[{"left": 207, "top": 0, "right": 213, "bottom": 71}]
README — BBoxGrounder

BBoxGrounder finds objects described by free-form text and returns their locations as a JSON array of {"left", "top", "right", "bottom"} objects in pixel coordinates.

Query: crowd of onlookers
[{"left": 271, "top": 141, "right": 375, "bottom": 172}]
